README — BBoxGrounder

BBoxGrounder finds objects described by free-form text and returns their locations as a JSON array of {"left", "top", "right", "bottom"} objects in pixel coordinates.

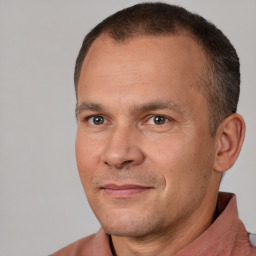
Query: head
[
  {"left": 74, "top": 3, "right": 245, "bottom": 240},
  {"left": 74, "top": 2, "right": 240, "bottom": 135}
]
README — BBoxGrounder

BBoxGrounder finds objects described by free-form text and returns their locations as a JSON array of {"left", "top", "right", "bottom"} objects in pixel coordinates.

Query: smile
[{"left": 101, "top": 184, "right": 152, "bottom": 197}]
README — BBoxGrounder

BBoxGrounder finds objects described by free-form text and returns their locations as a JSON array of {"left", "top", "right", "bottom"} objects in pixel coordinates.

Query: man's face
[{"left": 75, "top": 34, "right": 219, "bottom": 238}]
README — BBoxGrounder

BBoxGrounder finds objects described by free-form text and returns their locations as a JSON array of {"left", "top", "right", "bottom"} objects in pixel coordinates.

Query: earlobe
[{"left": 213, "top": 113, "right": 245, "bottom": 173}]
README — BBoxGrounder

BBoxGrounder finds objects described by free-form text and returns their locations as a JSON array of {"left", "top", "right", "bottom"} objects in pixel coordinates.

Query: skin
[{"left": 75, "top": 34, "right": 245, "bottom": 256}]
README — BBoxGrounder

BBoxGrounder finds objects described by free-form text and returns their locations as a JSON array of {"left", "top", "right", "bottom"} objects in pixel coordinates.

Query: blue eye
[
  {"left": 148, "top": 115, "right": 168, "bottom": 125},
  {"left": 88, "top": 115, "right": 106, "bottom": 125}
]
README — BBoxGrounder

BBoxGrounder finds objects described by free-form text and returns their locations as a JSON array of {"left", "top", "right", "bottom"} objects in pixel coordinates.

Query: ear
[{"left": 213, "top": 113, "right": 245, "bottom": 173}]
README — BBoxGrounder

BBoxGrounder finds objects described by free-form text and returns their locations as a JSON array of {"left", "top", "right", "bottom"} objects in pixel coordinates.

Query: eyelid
[
  {"left": 89, "top": 115, "right": 105, "bottom": 125},
  {"left": 83, "top": 114, "right": 109, "bottom": 126},
  {"left": 144, "top": 114, "right": 173, "bottom": 125},
  {"left": 80, "top": 113, "right": 173, "bottom": 126}
]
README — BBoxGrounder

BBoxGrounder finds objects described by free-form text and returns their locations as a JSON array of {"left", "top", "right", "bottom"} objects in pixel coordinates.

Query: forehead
[{"left": 77, "top": 34, "right": 207, "bottom": 106}]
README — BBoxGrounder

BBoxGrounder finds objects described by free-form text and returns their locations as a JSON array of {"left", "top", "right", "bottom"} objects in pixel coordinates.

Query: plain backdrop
[{"left": 0, "top": 0, "right": 255, "bottom": 255}]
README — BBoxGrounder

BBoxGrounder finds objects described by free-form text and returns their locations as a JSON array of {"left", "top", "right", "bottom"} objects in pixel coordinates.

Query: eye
[
  {"left": 87, "top": 115, "right": 106, "bottom": 125},
  {"left": 147, "top": 115, "right": 169, "bottom": 125}
]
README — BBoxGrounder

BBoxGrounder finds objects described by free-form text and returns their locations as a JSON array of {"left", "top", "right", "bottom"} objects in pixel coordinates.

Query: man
[{"left": 51, "top": 3, "right": 256, "bottom": 256}]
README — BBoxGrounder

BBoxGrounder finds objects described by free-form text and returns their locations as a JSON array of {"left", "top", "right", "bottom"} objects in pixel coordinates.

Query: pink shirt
[{"left": 50, "top": 193, "right": 256, "bottom": 256}]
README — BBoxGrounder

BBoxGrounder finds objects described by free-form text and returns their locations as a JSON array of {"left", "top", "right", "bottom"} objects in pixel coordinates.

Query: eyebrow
[
  {"left": 131, "top": 101, "right": 183, "bottom": 114},
  {"left": 76, "top": 100, "right": 184, "bottom": 117},
  {"left": 76, "top": 102, "right": 103, "bottom": 117}
]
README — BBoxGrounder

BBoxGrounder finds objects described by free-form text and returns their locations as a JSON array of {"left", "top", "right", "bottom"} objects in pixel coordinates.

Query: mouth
[{"left": 101, "top": 184, "right": 152, "bottom": 198}]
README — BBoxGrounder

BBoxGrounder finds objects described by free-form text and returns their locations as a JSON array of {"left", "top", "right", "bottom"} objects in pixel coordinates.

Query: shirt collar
[{"left": 174, "top": 192, "right": 238, "bottom": 256}]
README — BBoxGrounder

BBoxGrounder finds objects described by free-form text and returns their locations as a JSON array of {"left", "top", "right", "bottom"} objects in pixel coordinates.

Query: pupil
[
  {"left": 154, "top": 116, "right": 165, "bottom": 125},
  {"left": 93, "top": 116, "right": 104, "bottom": 125}
]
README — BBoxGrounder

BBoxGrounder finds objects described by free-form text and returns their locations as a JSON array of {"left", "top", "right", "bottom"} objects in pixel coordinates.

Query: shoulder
[
  {"left": 249, "top": 233, "right": 256, "bottom": 247},
  {"left": 49, "top": 229, "right": 112, "bottom": 256},
  {"left": 49, "top": 233, "right": 96, "bottom": 256},
  {"left": 232, "top": 220, "right": 256, "bottom": 255}
]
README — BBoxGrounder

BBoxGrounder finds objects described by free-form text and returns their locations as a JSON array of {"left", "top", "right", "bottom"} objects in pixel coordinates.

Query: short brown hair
[{"left": 74, "top": 2, "right": 240, "bottom": 134}]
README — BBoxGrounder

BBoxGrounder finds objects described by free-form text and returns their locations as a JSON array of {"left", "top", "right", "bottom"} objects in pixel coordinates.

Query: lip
[{"left": 101, "top": 184, "right": 152, "bottom": 197}]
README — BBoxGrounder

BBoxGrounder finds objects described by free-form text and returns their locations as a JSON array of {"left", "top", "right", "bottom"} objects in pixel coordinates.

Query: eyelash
[
  {"left": 84, "top": 115, "right": 108, "bottom": 125},
  {"left": 144, "top": 115, "right": 172, "bottom": 126},
  {"left": 82, "top": 114, "right": 173, "bottom": 127}
]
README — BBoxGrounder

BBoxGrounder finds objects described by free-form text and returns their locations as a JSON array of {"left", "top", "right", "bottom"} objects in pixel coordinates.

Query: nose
[{"left": 101, "top": 125, "right": 145, "bottom": 169}]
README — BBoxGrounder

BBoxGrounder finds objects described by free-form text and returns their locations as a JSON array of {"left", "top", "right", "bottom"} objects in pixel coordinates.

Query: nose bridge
[{"left": 101, "top": 123, "right": 144, "bottom": 168}]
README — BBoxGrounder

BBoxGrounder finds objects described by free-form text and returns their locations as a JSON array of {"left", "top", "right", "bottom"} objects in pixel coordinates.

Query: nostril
[
  {"left": 122, "top": 160, "right": 133, "bottom": 166},
  {"left": 104, "top": 159, "right": 134, "bottom": 169},
  {"left": 104, "top": 161, "right": 111, "bottom": 166}
]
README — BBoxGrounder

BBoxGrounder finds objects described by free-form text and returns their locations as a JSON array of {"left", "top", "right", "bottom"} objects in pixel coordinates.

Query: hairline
[{"left": 75, "top": 31, "right": 219, "bottom": 135}]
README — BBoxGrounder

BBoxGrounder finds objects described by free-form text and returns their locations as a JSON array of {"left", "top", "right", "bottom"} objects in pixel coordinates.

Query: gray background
[{"left": 0, "top": 0, "right": 255, "bottom": 255}]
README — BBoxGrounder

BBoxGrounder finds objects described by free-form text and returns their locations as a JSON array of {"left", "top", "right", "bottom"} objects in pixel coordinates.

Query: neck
[{"left": 111, "top": 177, "right": 220, "bottom": 256}]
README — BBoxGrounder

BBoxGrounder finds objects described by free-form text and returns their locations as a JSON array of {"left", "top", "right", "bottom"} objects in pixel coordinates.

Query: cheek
[
  {"left": 146, "top": 134, "right": 189, "bottom": 173},
  {"left": 146, "top": 133, "right": 212, "bottom": 191},
  {"left": 75, "top": 132, "right": 101, "bottom": 187},
  {"left": 143, "top": 137, "right": 184, "bottom": 193}
]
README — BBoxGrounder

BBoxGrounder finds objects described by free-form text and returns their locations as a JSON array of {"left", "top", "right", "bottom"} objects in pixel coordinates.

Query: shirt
[{"left": 50, "top": 192, "right": 256, "bottom": 256}]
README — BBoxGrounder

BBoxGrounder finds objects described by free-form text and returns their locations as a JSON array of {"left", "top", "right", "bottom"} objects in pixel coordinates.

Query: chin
[
  {"left": 102, "top": 223, "right": 150, "bottom": 237},
  {"left": 98, "top": 211, "right": 164, "bottom": 238}
]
